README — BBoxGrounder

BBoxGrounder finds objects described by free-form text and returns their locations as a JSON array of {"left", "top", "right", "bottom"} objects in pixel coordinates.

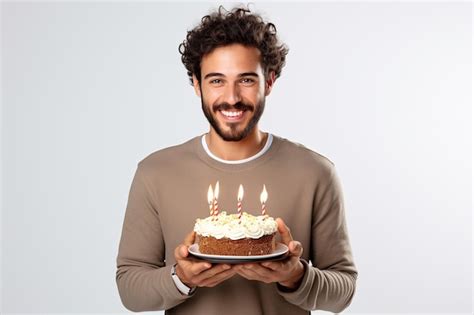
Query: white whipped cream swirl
[{"left": 194, "top": 211, "right": 278, "bottom": 240}]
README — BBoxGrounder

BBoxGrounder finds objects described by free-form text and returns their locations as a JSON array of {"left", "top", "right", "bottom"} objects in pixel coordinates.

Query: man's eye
[
  {"left": 210, "top": 79, "right": 222, "bottom": 84},
  {"left": 241, "top": 78, "right": 255, "bottom": 84}
]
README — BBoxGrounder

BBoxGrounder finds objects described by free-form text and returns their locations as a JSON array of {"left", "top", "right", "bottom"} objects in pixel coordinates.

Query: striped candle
[
  {"left": 237, "top": 184, "right": 244, "bottom": 221},
  {"left": 207, "top": 184, "right": 214, "bottom": 216},
  {"left": 213, "top": 181, "right": 220, "bottom": 218},
  {"left": 260, "top": 185, "right": 268, "bottom": 216}
]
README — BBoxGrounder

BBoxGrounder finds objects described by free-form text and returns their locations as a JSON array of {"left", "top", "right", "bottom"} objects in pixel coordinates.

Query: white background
[{"left": 1, "top": 1, "right": 472, "bottom": 314}]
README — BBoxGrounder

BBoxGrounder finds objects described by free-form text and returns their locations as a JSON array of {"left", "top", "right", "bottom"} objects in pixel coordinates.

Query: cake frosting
[{"left": 194, "top": 211, "right": 278, "bottom": 240}]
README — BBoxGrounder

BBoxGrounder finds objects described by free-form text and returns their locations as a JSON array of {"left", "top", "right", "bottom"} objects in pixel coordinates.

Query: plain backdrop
[{"left": 1, "top": 1, "right": 472, "bottom": 314}]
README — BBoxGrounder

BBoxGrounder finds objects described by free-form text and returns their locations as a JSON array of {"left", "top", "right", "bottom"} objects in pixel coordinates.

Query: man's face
[{"left": 193, "top": 44, "right": 274, "bottom": 141}]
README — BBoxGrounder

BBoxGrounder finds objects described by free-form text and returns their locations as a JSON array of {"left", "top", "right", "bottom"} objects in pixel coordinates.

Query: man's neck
[{"left": 205, "top": 128, "right": 268, "bottom": 161}]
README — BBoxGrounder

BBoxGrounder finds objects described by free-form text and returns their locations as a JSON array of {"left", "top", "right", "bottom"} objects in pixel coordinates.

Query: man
[{"left": 116, "top": 6, "right": 357, "bottom": 315}]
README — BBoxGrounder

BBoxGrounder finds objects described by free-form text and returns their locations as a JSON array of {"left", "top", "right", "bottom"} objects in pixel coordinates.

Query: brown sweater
[{"left": 116, "top": 134, "right": 358, "bottom": 314}]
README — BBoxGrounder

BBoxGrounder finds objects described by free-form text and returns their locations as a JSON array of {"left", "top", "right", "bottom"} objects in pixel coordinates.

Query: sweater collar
[
  {"left": 194, "top": 133, "right": 281, "bottom": 172},
  {"left": 200, "top": 133, "right": 273, "bottom": 165}
]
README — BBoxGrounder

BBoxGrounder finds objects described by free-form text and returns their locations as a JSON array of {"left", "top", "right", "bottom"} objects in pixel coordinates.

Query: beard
[{"left": 201, "top": 94, "right": 265, "bottom": 142}]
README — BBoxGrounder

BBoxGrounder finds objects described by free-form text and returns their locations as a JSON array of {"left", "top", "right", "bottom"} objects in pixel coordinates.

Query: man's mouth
[{"left": 219, "top": 110, "right": 245, "bottom": 121}]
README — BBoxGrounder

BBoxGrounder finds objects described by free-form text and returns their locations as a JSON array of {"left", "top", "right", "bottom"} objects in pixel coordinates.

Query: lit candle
[
  {"left": 260, "top": 184, "right": 268, "bottom": 216},
  {"left": 213, "top": 181, "right": 220, "bottom": 218},
  {"left": 237, "top": 184, "right": 244, "bottom": 220},
  {"left": 207, "top": 184, "right": 214, "bottom": 216}
]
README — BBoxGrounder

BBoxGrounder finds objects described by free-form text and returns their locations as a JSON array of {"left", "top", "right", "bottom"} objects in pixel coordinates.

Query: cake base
[{"left": 197, "top": 233, "right": 276, "bottom": 256}]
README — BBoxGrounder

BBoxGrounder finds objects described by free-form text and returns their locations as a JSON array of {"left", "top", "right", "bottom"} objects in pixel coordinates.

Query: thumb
[
  {"left": 276, "top": 218, "right": 293, "bottom": 245},
  {"left": 289, "top": 240, "right": 303, "bottom": 257},
  {"left": 175, "top": 231, "right": 196, "bottom": 261},
  {"left": 175, "top": 244, "right": 189, "bottom": 260},
  {"left": 183, "top": 231, "right": 196, "bottom": 246}
]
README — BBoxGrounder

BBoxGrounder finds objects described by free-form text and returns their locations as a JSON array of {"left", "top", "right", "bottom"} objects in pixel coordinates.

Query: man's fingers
[
  {"left": 199, "top": 267, "right": 236, "bottom": 287},
  {"left": 183, "top": 231, "right": 196, "bottom": 246},
  {"left": 194, "top": 264, "right": 230, "bottom": 281},
  {"left": 236, "top": 264, "right": 272, "bottom": 283},
  {"left": 289, "top": 240, "right": 303, "bottom": 257},
  {"left": 261, "top": 260, "right": 283, "bottom": 271},
  {"left": 190, "top": 261, "right": 212, "bottom": 275},
  {"left": 174, "top": 244, "right": 187, "bottom": 260},
  {"left": 174, "top": 231, "right": 196, "bottom": 260},
  {"left": 238, "top": 264, "right": 272, "bottom": 277},
  {"left": 276, "top": 218, "right": 293, "bottom": 245},
  {"left": 235, "top": 265, "right": 258, "bottom": 280},
  {"left": 175, "top": 244, "right": 189, "bottom": 259}
]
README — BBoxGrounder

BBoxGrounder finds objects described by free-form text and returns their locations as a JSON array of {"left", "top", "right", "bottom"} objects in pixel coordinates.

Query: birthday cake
[{"left": 194, "top": 211, "right": 278, "bottom": 256}]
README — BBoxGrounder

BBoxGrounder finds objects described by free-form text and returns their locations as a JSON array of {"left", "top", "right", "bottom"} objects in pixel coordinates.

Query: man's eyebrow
[
  {"left": 203, "top": 72, "right": 224, "bottom": 80},
  {"left": 239, "top": 72, "right": 259, "bottom": 78},
  {"left": 203, "top": 72, "right": 260, "bottom": 80}
]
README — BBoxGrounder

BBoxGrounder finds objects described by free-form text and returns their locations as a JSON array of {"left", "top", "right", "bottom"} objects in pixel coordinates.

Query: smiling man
[
  {"left": 116, "top": 6, "right": 358, "bottom": 315},
  {"left": 197, "top": 44, "right": 272, "bottom": 159}
]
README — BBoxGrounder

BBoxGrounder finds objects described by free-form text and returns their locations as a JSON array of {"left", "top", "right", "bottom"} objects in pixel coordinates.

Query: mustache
[{"left": 212, "top": 102, "right": 254, "bottom": 112}]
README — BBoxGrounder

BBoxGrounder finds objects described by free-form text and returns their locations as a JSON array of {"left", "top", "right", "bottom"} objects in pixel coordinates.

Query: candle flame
[
  {"left": 238, "top": 184, "right": 244, "bottom": 201},
  {"left": 207, "top": 184, "right": 214, "bottom": 204},
  {"left": 260, "top": 184, "right": 268, "bottom": 204},
  {"left": 214, "top": 181, "right": 220, "bottom": 199}
]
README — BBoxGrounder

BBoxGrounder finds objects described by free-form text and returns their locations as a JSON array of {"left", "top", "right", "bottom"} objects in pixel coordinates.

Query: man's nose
[{"left": 222, "top": 84, "right": 242, "bottom": 106}]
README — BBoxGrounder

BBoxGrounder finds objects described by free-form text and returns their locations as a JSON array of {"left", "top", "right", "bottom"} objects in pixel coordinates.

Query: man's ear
[
  {"left": 192, "top": 75, "right": 201, "bottom": 97},
  {"left": 265, "top": 71, "right": 276, "bottom": 96}
]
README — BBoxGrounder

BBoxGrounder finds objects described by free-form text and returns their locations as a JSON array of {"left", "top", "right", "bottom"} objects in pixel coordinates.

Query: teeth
[{"left": 221, "top": 110, "right": 243, "bottom": 118}]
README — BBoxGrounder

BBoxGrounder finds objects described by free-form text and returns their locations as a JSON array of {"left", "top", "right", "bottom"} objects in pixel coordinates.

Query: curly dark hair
[{"left": 178, "top": 5, "right": 289, "bottom": 85}]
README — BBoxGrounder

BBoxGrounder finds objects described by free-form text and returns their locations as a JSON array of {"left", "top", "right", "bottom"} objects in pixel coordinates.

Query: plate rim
[{"left": 188, "top": 243, "right": 289, "bottom": 262}]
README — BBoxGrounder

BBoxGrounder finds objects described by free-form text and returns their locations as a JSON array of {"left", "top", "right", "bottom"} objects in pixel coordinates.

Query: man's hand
[
  {"left": 235, "top": 218, "right": 305, "bottom": 290},
  {"left": 174, "top": 231, "right": 236, "bottom": 288}
]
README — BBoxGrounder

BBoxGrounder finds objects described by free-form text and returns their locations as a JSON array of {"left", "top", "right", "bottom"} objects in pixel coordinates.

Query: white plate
[{"left": 188, "top": 243, "right": 289, "bottom": 264}]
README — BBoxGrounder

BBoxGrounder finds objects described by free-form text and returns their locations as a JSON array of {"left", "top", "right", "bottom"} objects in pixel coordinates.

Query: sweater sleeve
[
  {"left": 116, "top": 164, "right": 193, "bottom": 311},
  {"left": 277, "top": 164, "right": 358, "bottom": 312}
]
